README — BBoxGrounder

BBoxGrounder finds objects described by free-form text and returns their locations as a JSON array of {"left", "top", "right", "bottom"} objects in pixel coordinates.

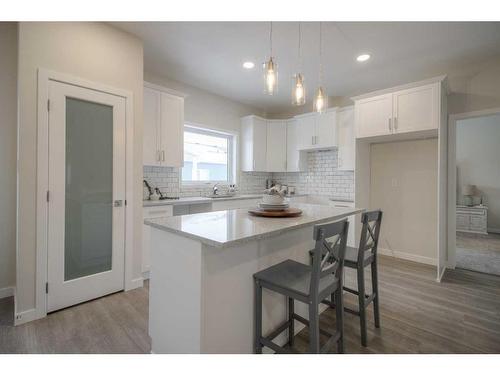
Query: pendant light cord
[
  {"left": 298, "top": 22, "right": 302, "bottom": 71},
  {"left": 270, "top": 22, "right": 273, "bottom": 57},
  {"left": 319, "top": 22, "right": 323, "bottom": 86}
]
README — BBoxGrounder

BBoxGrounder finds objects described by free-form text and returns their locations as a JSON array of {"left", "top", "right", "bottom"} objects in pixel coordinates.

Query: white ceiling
[{"left": 112, "top": 22, "right": 500, "bottom": 114}]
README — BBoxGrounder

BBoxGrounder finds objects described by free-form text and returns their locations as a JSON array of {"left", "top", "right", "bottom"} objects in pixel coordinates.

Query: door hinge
[
  {"left": 46, "top": 190, "right": 50, "bottom": 202},
  {"left": 47, "top": 99, "right": 50, "bottom": 112},
  {"left": 45, "top": 282, "right": 49, "bottom": 294}
]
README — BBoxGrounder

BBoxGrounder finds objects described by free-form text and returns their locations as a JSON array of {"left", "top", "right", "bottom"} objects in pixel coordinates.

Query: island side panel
[
  {"left": 201, "top": 225, "right": 323, "bottom": 353},
  {"left": 149, "top": 228, "right": 203, "bottom": 353}
]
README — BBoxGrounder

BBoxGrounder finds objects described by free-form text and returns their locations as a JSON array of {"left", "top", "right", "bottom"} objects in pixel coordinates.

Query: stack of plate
[{"left": 258, "top": 202, "right": 290, "bottom": 211}]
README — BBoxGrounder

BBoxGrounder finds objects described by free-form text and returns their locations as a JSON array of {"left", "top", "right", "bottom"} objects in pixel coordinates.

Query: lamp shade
[{"left": 463, "top": 184, "right": 476, "bottom": 196}]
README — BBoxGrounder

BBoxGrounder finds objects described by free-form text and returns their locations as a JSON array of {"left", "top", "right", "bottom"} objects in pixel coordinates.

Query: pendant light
[
  {"left": 292, "top": 23, "right": 305, "bottom": 106},
  {"left": 263, "top": 22, "right": 278, "bottom": 95},
  {"left": 314, "top": 22, "right": 328, "bottom": 113}
]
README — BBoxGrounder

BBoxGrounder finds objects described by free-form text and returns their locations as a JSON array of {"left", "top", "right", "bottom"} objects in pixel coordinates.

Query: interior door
[
  {"left": 47, "top": 80, "right": 126, "bottom": 312},
  {"left": 355, "top": 93, "right": 393, "bottom": 138}
]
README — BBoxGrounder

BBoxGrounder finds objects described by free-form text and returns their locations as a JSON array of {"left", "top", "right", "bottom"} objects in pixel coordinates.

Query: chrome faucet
[{"left": 212, "top": 184, "right": 219, "bottom": 195}]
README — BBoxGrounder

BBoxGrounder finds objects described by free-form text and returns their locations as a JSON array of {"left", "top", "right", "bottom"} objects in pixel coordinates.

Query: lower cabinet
[
  {"left": 329, "top": 201, "right": 356, "bottom": 248},
  {"left": 142, "top": 205, "right": 174, "bottom": 274}
]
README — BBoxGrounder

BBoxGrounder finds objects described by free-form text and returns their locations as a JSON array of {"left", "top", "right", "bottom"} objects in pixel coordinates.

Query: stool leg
[
  {"left": 288, "top": 297, "right": 294, "bottom": 347},
  {"left": 335, "top": 287, "right": 344, "bottom": 353},
  {"left": 357, "top": 266, "right": 368, "bottom": 347},
  {"left": 254, "top": 279, "right": 263, "bottom": 354},
  {"left": 308, "top": 303, "right": 320, "bottom": 353},
  {"left": 371, "top": 259, "right": 381, "bottom": 328}
]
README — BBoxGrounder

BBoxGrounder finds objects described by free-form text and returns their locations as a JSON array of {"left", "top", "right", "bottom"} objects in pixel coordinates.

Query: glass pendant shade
[
  {"left": 314, "top": 86, "right": 327, "bottom": 113},
  {"left": 263, "top": 57, "right": 278, "bottom": 95},
  {"left": 291, "top": 73, "right": 306, "bottom": 106}
]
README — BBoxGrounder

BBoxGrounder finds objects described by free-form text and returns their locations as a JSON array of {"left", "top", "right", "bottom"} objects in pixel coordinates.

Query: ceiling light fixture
[
  {"left": 356, "top": 54, "right": 371, "bottom": 62},
  {"left": 263, "top": 22, "right": 278, "bottom": 95},
  {"left": 292, "top": 23, "right": 305, "bottom": 106},
  {"left": 243, "top": 61, "right": 255, "bottom": 69},
  {"left": 314, "top": 22, "right": 328, "bottom": 113}
]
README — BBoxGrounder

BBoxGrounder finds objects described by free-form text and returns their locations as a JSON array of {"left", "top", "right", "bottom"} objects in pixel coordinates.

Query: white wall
[
  {"left": 144, "top": 71, "right": 264, "bottom": 133},
  {"left": 456, "top": 114, "right": 500, "bottom": 232},
  {"left": 16, "top": 22, "right": 144, "bottom": 317},
  {"left": 370, "top": 139, "right": 438, "bottom": 264},
  {"left": 0, "top": 22, "right": 17, "bottom": 297}
]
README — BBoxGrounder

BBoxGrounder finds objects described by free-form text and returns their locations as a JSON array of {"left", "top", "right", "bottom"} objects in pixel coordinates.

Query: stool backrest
[
  {"left": 310, "top": 219, "right": 349, "bottom": 301},
  {"left": 357, "top": 210, "right": 383, "bottom": 264}
]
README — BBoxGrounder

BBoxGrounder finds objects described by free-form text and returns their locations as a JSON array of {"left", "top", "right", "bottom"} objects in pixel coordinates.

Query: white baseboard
[
  {"left": 378, "top": 247, "right": 437, "bottom": 266},
  {"left": 126, "top": 277, "right": 144, "bottom": 291},
  {"left": 14, "top": 308, "right": 45, "bottom": 326},
  {"left": 0, "top": 286, "right": 15, "bottom": 299},
  {"left": 488, "top": 227, "right": 500, "bottom": 234},
  {"left": 142, "top": 270, "right": 150, "bottom": 280}
]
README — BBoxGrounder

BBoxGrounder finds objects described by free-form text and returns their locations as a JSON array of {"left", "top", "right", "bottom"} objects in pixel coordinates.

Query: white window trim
[{"left": 181, "top": 123, "right": 237, "bottom": 187}]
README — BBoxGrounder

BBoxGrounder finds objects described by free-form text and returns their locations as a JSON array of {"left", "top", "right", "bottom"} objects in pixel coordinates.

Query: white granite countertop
[
  {"left": 144, "top": 203, "right": 364, "bottom": 248},
  {"left": 143, "top": 194, "right": 308, "bottom": 207}
]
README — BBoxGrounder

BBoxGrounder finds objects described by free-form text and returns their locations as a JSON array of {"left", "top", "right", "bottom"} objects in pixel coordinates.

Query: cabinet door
[
  {"left": 143, "top": 87, "right": 160, "bottom": 166},
  {"left": 296, "top": 114, "right": 316, "bottom": 149},
  {"left": 286, "top": 119, "right": 303, "bottom": 172},
  {"left": 266, "top": 120, "right": 287, "bottom": 172},
  {"left": 252, "top": 117, "right": 268, "bottom": 171},
  {"left": 143, "top": 206, "right": 173, "bottom": 273},
  {"left": 393, "top": 83, "right": 438, "bottom": 134},
  {"left": 456, "top": 213, "right": 470, "bottom": 231},
  {"left": 355, "top": 93, "right": 393, "bottom": 138},
  {"left": 159, "top": 92, "right": 184, "bottom": 167},
  {"left": 315, "top": 110, "right": 337, "bottom": 148},
  {"left": 337, "top": 107, "right": 355, "bottom": 171}
]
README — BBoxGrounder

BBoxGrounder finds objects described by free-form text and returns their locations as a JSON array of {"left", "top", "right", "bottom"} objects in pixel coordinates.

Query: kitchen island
[{"left": 144, "top": 203, "right": 363, "bottom": 353}]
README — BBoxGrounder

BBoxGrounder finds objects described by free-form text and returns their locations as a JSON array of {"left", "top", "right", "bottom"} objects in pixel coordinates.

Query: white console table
[{"left": 456, "top": 205, "right": 488, "bottom": 235}]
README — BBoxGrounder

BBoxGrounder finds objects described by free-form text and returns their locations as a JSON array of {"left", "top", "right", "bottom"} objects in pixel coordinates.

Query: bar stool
[
  {"left": 253, "top": 219, "right": 349, "bottom": 354},
  {"left": 311, "top": 210, "right": 383, "bottom": 347}
]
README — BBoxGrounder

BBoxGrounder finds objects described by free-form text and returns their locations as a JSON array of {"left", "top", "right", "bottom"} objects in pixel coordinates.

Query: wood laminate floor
[{"left": 1, "top": 255, "right": 499, "bottom": 354}]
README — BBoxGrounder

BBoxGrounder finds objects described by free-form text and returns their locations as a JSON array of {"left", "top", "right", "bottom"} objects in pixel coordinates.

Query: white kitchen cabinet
[
  {"left": 241, "top": 116, "right": 267, "bottom": 171},
  {"left": 456, "top": 206, "right": 488, "bottom": 235},
  {"left": 354, "top": 81, "right": 441, "bottom": 139},
  {"left": 266, "top": 120, "right": 287, "bottom": 172},
  {"left": 392, "top": 83, "right": 439, "bottom": 134},
  {"left": 295, "top": 109, "right": 337, "bottom": 150},
  {"left": 143, "top": 83, "right": 184, "bottom": 167},
  {"left": 337, "top": 106, "right": 355, "bottom": 171},
  {"left": 142, "top": 205, "right": 174, "bottom": 273},
  {"left": 286, "top": 119, "right": 305, "bottom": 172},
  {"left": 295, "top": 113, "right": 316, "bottom": 149},
  {"left": 330, "top": 200, "right": 356, "bottom": 247},
  {"left": 355, "top": 93, "right": 393, "bottom": 138}
]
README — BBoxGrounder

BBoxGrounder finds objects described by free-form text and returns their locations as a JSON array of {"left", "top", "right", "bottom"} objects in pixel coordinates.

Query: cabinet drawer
[{"left": 143, "top": 205, "right": 173, "bottom": 218}]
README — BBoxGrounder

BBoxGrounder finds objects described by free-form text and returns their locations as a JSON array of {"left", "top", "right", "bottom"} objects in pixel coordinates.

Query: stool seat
[
  {"left": 344, "top": 246, "right": 374, "bottom": 268},
  {"left": 254, "top": 259, "right": 339, "bottom": 304}
]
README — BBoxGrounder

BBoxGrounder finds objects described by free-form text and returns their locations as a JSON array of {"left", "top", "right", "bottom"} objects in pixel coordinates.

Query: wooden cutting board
[{"left": 248, "top": 207, "right": 303, "bottom": 218}]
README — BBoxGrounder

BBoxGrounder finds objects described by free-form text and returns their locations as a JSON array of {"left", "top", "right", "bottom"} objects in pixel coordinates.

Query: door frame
[
  {"left": 447, "top": 106, "right": 500, "bottom": 269},
  {"left": 35, "top": 68, "right": 136, "bottom": 320}
]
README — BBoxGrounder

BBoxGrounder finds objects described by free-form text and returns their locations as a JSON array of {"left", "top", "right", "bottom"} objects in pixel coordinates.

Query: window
[{"left": 182, "top": 126, "right": 234, "bottom": 184}]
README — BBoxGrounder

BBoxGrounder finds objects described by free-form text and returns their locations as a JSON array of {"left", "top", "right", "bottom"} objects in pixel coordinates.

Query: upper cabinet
[
  {"left": 241, "top": 116, "right": 268, "bottom": 172},
  {"left": 337, "top": 106, "right": 355, "bottom": 171},
  {"left": 143, "top": 83, "right": 184, "bottom": 167},
  {"left": 266, "top": 120, "right": 287, "bottom": 172},
  {"left": 295, "top": 109, "right": 338, "bottom": 150},
  {"left": 286, "top": 119, "right": 305, "bottom": 172},
  {"left": 353, "top": 78, "right": 444, "bottom": 140}
]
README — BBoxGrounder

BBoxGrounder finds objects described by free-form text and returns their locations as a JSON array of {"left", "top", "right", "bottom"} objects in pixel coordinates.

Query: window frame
[{"left": 181, "top": 124, "right": 236, "bottom": 186}]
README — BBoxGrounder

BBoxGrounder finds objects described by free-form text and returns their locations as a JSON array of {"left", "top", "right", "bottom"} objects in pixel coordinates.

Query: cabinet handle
[
  {"left": 157, "top": 151, "right": 161, "bottom": 162},
  {"left": 311, "top": 136, "right": 314, "bottom": 145},
  {"left": 162, "top": 150, "right": 165, "bottom": 161},
  {"left": 388, "top": 118, "right": 392, "bottom": 133},
  {"left": 394, "top": 117, "right": 398, "bottom": 131},
  {"left": 253, "top": 159, "right": 256, "bottom": 170}
]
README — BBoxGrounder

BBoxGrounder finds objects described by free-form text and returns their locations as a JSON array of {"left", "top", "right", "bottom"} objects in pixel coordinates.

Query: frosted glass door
[
  {"left": 64, "top": 98, "right": 113, "bottom": 281},
  {"left": 47, "top": 80, "right": 126, "bottom": 312}
]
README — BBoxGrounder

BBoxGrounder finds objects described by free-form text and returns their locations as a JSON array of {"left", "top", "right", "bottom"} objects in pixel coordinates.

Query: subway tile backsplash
[{"left": 143, "top": 149, "right": 354, "bottom": 200}]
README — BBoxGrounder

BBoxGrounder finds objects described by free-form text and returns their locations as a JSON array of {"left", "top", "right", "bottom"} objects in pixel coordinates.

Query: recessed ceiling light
[
  {"left": 243, "top": 61, "right": 255, "bottom": 69},
  {"left": 356, "top": 54, "right": 371, "bottom": 62}
]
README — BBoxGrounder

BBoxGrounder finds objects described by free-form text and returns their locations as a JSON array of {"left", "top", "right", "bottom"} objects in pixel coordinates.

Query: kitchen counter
[
  {"left": 146, "top": 203, "right": 363, "bottom": 353},
  {"left": 145, "top": 203, "right": 362, "bottom": 248},
  {"left": 142, "top": 193, "right": 308, "bottom": 207}
]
